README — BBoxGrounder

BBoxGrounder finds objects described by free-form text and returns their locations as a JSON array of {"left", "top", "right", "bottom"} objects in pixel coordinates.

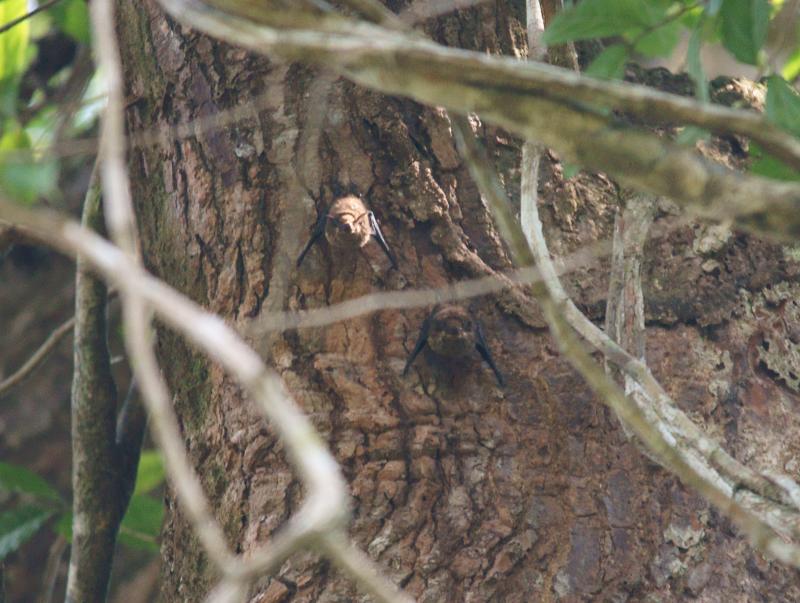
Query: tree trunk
[{"left": 118, "top": 1, "right": 800, "bottom": 601}]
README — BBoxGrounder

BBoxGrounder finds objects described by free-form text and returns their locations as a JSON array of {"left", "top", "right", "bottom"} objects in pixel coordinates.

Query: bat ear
[
  {"left": 296, "top": 211, "right": 327, "bottom": 268},
  {"left": 474, "top": 321, "right": 505, "bottom": 387},
  {"left": 404, "top": 310, "right": 433, "bottom": 375},
  {"left": 368, "top": 211, "right": 398, "bottom": 269}
]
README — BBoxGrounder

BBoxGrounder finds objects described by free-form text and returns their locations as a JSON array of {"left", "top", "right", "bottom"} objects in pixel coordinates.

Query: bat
[
  {"left": 403, "top": 304, "right": 505, "bottom": 386},
  {"left": 296, "top": 195, "right": 397, "bottom": 269}
]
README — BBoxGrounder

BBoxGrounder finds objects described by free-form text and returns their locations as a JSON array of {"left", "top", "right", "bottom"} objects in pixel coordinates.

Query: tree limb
[
  {"left": 0, "top": 195, "right": 415, "bottom": 600},
  {"left": 0, "top": 315, "right": 74, "bottom": 397},
  {"left": 450, "top": 113, "right": 800, "bottom": 568},
  {"left": 154, "top": 0, "right": 800, "bottom": 240},
  {"left": 66, "top": 174, "right": 120, "bottom": 603}
]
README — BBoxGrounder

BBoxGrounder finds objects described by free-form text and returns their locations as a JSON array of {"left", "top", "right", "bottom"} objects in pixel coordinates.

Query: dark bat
[
  {"left": 296, "top": 195, "right": 397, "bottom": 268},
  {"left": 403, "top": 304, "right": 505, "bottom": 386}
]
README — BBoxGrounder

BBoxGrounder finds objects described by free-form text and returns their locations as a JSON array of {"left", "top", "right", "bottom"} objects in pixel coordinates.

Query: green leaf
[
  {"left": 0, "top": 462, "right": 62, "bottom": 503},
  {"left": 0, "top": 505, "right": 53, "bottom": 560},
  {"left": 585, "top": 44, "right": 629, "bottom": 80},
  {"left": 0, "top": 0, "right": 32, "bottom": 82},
  {"left": 633, "top": 18, "right": 681, "bottom": 57},
  {"left": 562, "top": 162, "right": 580, "bottom": 179},
  {"left": 765, "top": 76, "right": 800, "bottom": 138},
  {"left": 719, "top": 0, "right": 769, "bottom": 65},
  {"left": 0, "top": 157, "right": 59, "bottom": 204},
  {"left": 54, "top": 512, "right": 71, "bottom": 542},
  {"left": 543, "top": 0, "right": 668, "bottom": 44},
  {"left": 119, "top": 494, "right": 162, "bottom": 552},
  {"left": 750, "top": 143, "right": 800, "bottom": 181},
  {"left": 782, "top": 47, "right": 800, "bottom": 81},
  {"left": 134, "top": 450, "right": 166, "bottom": 495},
  {"left": 0, "top": 125, "right": 58, "bottom": 204},
  {"left": 50, "top": 0, "right": 90, "bottom": 44},
  {"left": 686, "top": 25, "right": 709, "bottom": 103}
]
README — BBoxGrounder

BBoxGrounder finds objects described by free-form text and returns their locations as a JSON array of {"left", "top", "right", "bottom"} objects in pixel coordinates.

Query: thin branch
[
  {"left": 320, "top": 532, "right": 415, "bottom": 603},
  {"left": 115, "top": 380, "right": 146, "bottom": 509},
  {"left": 0, "top": 196, "right": 422, "bottom": 597},
  {"left": 253, "top": 222, "right": 618, "bottom": 335},
  {"left": 604, "top": 193, "right": 657, "bottom": 368},
  {"left": 0, "top": 0, "right": 62, "bottom": 36},
  {"left": 66, "top": 172, "right": 120, "bottom": 602},
  {"left": 604, "top": 193, "right": 658, "bottom": 446},
  {"left": 399, "top": 0, "right": 492, "bottom": 23},
  {"left": 526, "top": 0, "right": 546, "bottom": 62},
  {"left": 90, "top": 0, "right": 239, "bottom": 574},
  {"left": 0, "top": 315, "right": 74, "bottom": 397},
  {"left": 38, "top": 535, "right": 67, "bottom": 603},
  {"left": 450, "top": 113, "right": 800, "bottom": 567},
  {"left": 151, "top": 1, "right": 800, "bottom": 241},
  {"left": 204, "top": 579, "right": 248, "bottom": 603},
  {"left": 90, "top": 0, "right": 136, "bottom": 257},
  {"left": 520, "top": 0, "right": 546, "bottom": 250}
]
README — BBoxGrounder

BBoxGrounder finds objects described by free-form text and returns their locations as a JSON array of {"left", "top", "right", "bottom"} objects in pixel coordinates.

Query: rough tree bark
[{"left": 118, "top": 1, "right": 800, "bottom": 601}]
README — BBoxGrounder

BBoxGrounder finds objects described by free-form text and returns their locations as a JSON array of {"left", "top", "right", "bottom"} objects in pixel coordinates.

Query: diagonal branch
[
  {"left": 450, "top": 113, "right": 800, "bottom": 568},
  {"left": 154, "top": 0, "right": 800, "bottom": 240},
  {"left": 0, "top": 196, "right": 411, "bottom": 602},
  {"left": 0, "top": 315, "right": 74, "bottom": 397},
  {"left": 0, "top": 0, "right": 62, "bottom": 36},
  {"left": 90, "top": 0, "right": 239, "bottom": 577},
  {"left": 89, "top": 8, "right": 359, "bottom": 593}
]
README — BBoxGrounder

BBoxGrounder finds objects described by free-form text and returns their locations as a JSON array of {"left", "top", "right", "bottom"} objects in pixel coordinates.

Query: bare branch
[
  {"left": 0, "top": 0, "right": 62, "bottom": 36},
  {"left": 520, "top": 0, "right": 547, "bottom": 251},
  {"left": 604, "top": 193, "right": 657, "bottom": 368},
  {"left": 66, "top": 174, "right": 121, "bottom": 602},
  {"left": 152, "top": 0, "right": 800, "bottom": 240},
  {"left": 604, "top": 193, "right": 658, "bottom": 447},
  {"left": 39, "top": 535, "right": 67, "bottom": 603},
  {"left": 526, "top": 0, "right": 546, "bottom": 62},
  {"left": 252, "top": 237, "right": 614, "bottom": 335},
  {"left": 0, "top": 315, "right": 74, "bottom": 397},
  {"left": 91, "top": 0, "right": 238, "bottom": 577},
  {"left": 399, "top": 0, "right": 492, "bottom": 23},
  {"left": 320, "top": 532, "right": 415, "bottom": 603},
  {"left": 450, "top": 112, "right": 800, "bottom": 567},
  {"left": 0, "top": 196, "right": 422, "bottom": 596}
]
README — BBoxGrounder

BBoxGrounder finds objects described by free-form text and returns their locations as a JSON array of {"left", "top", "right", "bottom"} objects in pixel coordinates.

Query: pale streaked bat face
[
  {"left": 296, "top": 195, "right": 397, "bottom": 270},
  {"left": 325, "top": 196, "right": 371, "bottom": 249}
]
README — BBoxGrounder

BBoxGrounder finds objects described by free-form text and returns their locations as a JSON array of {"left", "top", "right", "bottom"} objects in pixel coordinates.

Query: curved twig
[
  {"left": 0, "top": 316, "right": 74, "bottom": 397},
  {"left": 152, "top": 0, "right": 800, "bottom": 241},
  {"left": 451, "top": 112, "right": 800, "bottom": 567}
]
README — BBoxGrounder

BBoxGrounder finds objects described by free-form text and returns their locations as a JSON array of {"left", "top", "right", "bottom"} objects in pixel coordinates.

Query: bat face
[
  {"left": 403, "top": 304, "right": 505, "bottom": 386},
  {"left": 427, "top": 305, "right": 474, "bottom": 358},
  {"left": 325, "top": 196, "right": 371, "bottom": 249},
  {"left": 296, "top": 195, "right": 398, "bottom": 269}
]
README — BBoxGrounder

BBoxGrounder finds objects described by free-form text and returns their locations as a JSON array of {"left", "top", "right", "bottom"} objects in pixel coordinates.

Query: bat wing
[
  {"left": 475, "top": 321, "right": 505, "bottom": 387},
  {"left": 296, "top": 211, "right": 327, "bottom": 267},
  {"left": 368, "top": 211, "right": 398, "bottom": 269},
  {"left": 403, "top": 310, "right": 433, "bottom": 376}
]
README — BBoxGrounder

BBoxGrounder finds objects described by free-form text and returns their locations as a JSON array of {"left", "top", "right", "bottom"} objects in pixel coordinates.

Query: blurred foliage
[
  {"left": 0, "top": 0, "right": 797, "bottom": 591},
  {"left": 0, "top": 453, "right": 165, "bottom": 559},
  {"left": 0, "top": 0, "right": 102, "bottom": 205},
  {"left": 544, "top": 0, "right": 800, "bottom": 178}
]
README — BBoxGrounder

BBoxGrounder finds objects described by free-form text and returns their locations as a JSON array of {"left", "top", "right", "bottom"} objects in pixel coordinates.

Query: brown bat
[
  {"left": 403, "top": 304, "right": 505, "bottom": 386},
  {"left": 296, "top": 196, "right": 397, "bottom": 269}
]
